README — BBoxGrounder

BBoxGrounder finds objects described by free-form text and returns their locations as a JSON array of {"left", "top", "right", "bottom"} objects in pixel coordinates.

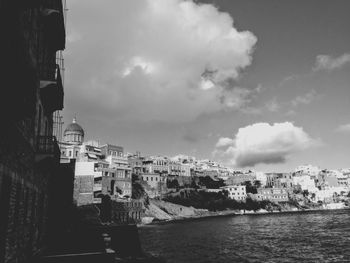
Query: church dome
[
  {"left": 63, "top": 117, "right": 84, "bottom": 145},
  {"left": 65, "top": 121, "right": 84, "bottom": 135}
]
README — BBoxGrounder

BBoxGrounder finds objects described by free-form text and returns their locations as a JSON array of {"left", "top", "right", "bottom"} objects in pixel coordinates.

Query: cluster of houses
[
  {"left": 61, "top": 119, "right": 350, "bottom": 208},
  {"left": 216, "top": 165, "right": 350, "bottom": 204}
]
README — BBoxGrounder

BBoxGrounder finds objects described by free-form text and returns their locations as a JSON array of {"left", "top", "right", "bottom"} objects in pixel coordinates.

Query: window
[
  {"left": 69, "top": 150, "right": 72, "bottom": 157},
  {"left": 75, "top": 150, "right": 78, "bottom": 157}
]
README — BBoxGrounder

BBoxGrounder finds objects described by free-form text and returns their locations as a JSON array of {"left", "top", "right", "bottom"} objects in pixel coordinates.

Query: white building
[
  {"left": 292, "top": 175, "right": 318, "bottom": 193},
  {"left": 221, "top": 185, "right": 247, "bottom": 201},
  {"left": 74, "top": 161, "right": 102, "bottom": 205},
  {"left": 295, "top": 164, "right": 320, "bottom": 178},
  {"left": 255, "top": 172, "right": 267, "bottom": 187},
  {"left": 180, "top": 163, "right": 191, "bottom": 177}
]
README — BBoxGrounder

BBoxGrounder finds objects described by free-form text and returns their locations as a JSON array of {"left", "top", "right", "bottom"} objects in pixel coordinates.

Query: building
[
  {"left": 0, "top": 1, "right": 67, "bottom": 262},
  {"left": 225, "top": 173, "right": 255, "bottom": 186},
  {"left": 256, "top": 188, "right": 289, "bottom": 202},
  {"left": 292, "top": 175, "right": 317, "bottom": 192},
  {"left": 59, "top": 117, "right": 85, "bottom": 160},
  {"left": 265, "top": 173, "right": 293, "bottom": 188},
  {"left": 101, "top": 167, "right": 132, "bottom": 199},
  {"left": 79, "top": 141, "right": 104, "bottom": 162},
  {"left": 317, "top": 170, "right": 339, "bottom": 189},
  {"left": 141, "top": 173, "right": 167, "bottom": 198},
  {"left": 168, "top": 160, "right": 182, "bottom": 176},
  {"left": 72, "top": 142, "right": 133, "bottom": 206},
  {"left": 295, "top": 164, "right": 320, "bottom": 179},
  {"left": 74, "top": 161, "right": 101, "bottom": 205},
  {"left": 221, "top": 185, "right": 247, "bottom": 201},
  {"left": 110, "top": 200, "right": 144, "bottom": 224},
  {"left": 143, "top": 156, "right": 169, "bottom": 174},
  {"left": 180, "top": 163, "right": 191, "bottom": 177},
  {"left": 255, "top": 172, "right": 267, "bottom": 187},
  {"left": 128, "top": 152, "right": 143, "bottom": 175}
]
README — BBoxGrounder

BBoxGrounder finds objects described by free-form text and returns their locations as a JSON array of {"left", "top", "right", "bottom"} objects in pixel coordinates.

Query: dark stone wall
[
  {"left": 0, "top": 125, "right": 50, "bottom": 263},
  {"left": 0, "top": 0, "right": 66, "bottom": 262}
]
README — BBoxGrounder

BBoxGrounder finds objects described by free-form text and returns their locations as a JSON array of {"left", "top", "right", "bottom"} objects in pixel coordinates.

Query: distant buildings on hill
[{"left": 59, "top": 119, "right": 350, "bottom": 208}]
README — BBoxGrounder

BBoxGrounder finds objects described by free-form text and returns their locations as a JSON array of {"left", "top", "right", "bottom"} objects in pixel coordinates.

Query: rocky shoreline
[{"left": 140, "top": 199, "right": 350, "bottom": 225}]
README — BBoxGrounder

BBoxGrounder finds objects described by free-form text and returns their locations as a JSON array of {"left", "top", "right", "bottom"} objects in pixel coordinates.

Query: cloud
[
  {"left": 336, "top": 124, "right": 350, "bottom": 133},
  {"left": 215, "top": 137, "right": 234, "bottom": 148},
  {"left": 213, "top": 122, "right": 318, "bottom": 167},
  {"left": 291, "top": 89, "right": 317, "bottom": 107},
  {"left": 66, "top": 0, "right": 257, "bottom": 122},
  {"left": 265, "top": 98, "right": 280, "bottom": 112},
  {"left": 313, "top": 53, "right": 350, "bottom": 72}
]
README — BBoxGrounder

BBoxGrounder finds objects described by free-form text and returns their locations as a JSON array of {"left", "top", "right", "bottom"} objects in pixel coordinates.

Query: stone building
[
  {"left": 141, "top": 173, "right": 167, "bottom": 198},
  {"left": 221, "top": 185, "right": 247, "bottom": 201},
  {"left": 0, "top": 1, "right": 68, "bottom": 262},
  {"left": 73, "top": 143, "right": 132, "bottom": 206},
  {"left": 256, "top": 188, "right": 289, "bottom": 202},
  {"left": 59, "top": 117, "right": 85, "bottom": 161},
  {"left": 265, "top": 173, "right": 293, "bottom": 189},
  {"left": 128, "top": 152, "right": 143, "bottom": 176},
  {"left": 110, "top": 200, "right": 144, "bottom": 224}
]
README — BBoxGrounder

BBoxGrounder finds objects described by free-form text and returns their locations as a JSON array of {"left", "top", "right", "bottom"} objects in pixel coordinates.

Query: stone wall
[{"left": 0, "top": 125, "right": 51, "bottom": 263}]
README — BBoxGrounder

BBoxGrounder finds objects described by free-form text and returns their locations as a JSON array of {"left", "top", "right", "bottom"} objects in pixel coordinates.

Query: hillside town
[
  {"left": 2, "top": 0, "right": 350, "bottom": 262},
  {"left": 64, "top": 118, "right": 350, "bottom": 222}
]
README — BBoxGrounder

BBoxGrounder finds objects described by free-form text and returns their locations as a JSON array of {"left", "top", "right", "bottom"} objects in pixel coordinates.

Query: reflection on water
[{"left": 139, "top": 210, "right": 350, "bottom": 263}]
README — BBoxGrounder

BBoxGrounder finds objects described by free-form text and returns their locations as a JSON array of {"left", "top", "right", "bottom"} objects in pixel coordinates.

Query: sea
[{"left": 139, "top": 209, "right": 350, "bottom": 263}]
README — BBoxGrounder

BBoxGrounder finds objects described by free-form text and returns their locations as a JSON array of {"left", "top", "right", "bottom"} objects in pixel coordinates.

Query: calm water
[{"left": 139, "top": 210, "right": 350, "bottom": 263}]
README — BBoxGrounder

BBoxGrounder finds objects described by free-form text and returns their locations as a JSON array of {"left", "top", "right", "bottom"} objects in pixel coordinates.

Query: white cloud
[
  {"left": 336, "top": 124, "right": 350, "bottom": 133},
  {"left": 291, "top": 89, "right": 317, "bottom": 107},
  {"left": 122, "top": 56, "right": 156, "bottom": 77},
  {"left": 213, "top": 122, "right": 318, "bottom": 167},
  {"left": 66, "top": 0, "right": 257, "bottom": 122},
  {"left": 215, "top": 137, "right": 234, "bottom": 148},
  {"left": 313, "top": 53, "right": 350, "bottom": 72}
]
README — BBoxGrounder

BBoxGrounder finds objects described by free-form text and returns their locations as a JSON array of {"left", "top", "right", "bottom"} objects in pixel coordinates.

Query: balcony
[
  {"left": 42, "top": 6, "right": 66, "bottom": 51},
  {"left": 40, "top": 64, "right": 64, "bottom": 114},
  {"left": 35, "top": 135, "right": 60, "bottom": 162}
]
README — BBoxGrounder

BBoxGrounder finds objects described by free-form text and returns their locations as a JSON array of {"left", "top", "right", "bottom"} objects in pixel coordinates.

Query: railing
[{"left": 36, "top": 135, "right": 60, "bottom": 158}]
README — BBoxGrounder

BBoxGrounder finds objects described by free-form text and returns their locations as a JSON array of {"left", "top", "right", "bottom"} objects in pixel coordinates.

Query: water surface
[{"left": 139, "top": 210, "right": 350, "bottom": 262}]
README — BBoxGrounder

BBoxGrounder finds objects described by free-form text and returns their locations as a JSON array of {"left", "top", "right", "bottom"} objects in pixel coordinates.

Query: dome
[
  {"left": 64, "top": 121, "right": 84, "bottom": 136},
  {"left": 63, "top": 117, "right": 84, "bottom": 145}
]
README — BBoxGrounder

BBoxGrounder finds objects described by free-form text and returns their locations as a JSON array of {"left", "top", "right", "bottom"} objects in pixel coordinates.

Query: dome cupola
[{"left": 63, "top": 117, "right": 84, "bottom": 145}]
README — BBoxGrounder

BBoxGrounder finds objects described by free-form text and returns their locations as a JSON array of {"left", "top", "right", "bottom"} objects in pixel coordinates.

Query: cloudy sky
[{"left": 63, "top": 0, "right": 350, "bottom": 172}]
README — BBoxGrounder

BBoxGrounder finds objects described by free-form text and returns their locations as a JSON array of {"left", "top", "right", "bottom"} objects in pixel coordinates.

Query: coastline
[{"left": 140, "top": 206, "right": 350, "bottom": 226}]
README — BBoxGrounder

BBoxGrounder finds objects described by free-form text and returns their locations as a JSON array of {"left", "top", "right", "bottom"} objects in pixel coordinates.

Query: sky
[{"left": 63, "top": 0, "right": 350, "bottom": 172}]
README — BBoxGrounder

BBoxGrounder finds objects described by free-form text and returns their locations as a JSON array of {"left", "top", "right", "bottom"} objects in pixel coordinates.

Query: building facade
[
  {"left": 256, "top": 188, "right": 289, "bottom": 202},
  {"left": 221, "top": 185, "right": 247, "bottom": 201},
  {"left": 141, "top": 173, "right": 167, "bottom": 198},
  {"left": 0, "top": 1, "right": 66, "bottom": 262},
  {"left": 59, "top": 118, "right": 85, "bottom": 161}
]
